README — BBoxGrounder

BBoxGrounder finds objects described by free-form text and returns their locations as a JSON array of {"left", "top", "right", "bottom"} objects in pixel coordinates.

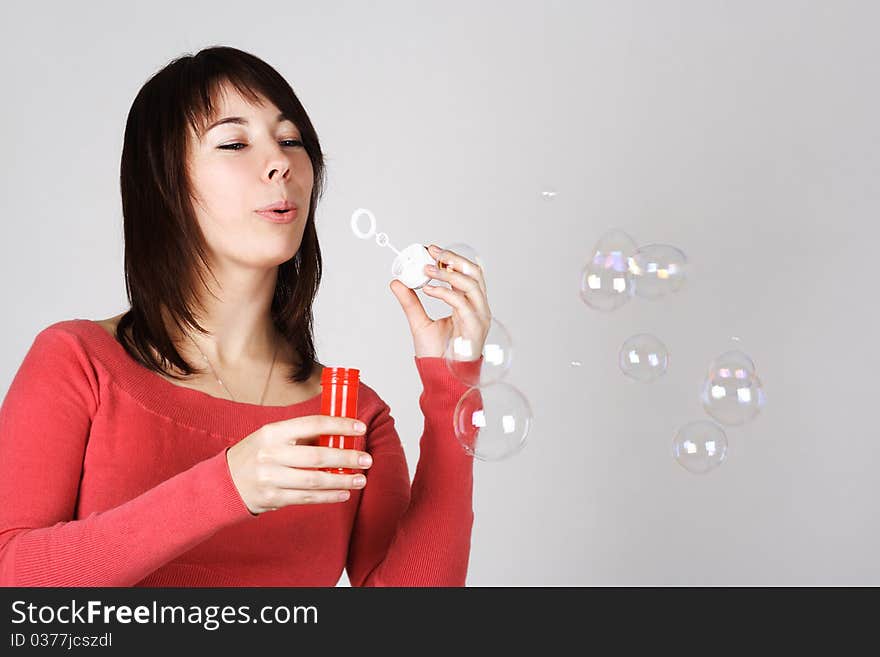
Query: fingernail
[
  {"left": 425, "top": 264, "right": 437, "bottom": 274},
  {"left": 354, "top": 421, "right": 366, "bottom": 432},
  {"left": 353, "top": 476, "right": 366, "bottom": 486},
  {"left": 359, "top": 454, "right": 373, "bottom": 466}
]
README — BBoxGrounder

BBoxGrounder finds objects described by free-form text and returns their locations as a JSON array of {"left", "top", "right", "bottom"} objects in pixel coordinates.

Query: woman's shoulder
[
  {"left": 11, "top": 319, "right": 107, "bottom": 404},
  {"left": 30, "top": 316, "right": 111, "bottom": 350},
  {"left": 17, "top": 315, "right": 136, "bottom": 384}
]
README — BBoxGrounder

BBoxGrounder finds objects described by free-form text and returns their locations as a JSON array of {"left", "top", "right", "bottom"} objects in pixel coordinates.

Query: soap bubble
[
  {"left": 619, "top": 334, "right": 669, "bottom": 382},
  {"left": 672, "top": 421, "right": 728, "bottom": 474},
  {"left": 444, "top": 317, "right": 513, "bottom": 386},
  {"left": 579, "top": 229, "right": 637, "bottom": 311},
  {"left": 454, "top": 382, "right": 532, "bottom": 461},
  {"left": 700, "top": 350, "right": 766, "bottom": 426},
  {"left": 628, "top": 244, "right": 688, "bottom": 300},
  {"left": 541, "top": 189, "right": 558, "bottom": 200},
  {"left": 594, "top": 229, "right": 637, "bottom": 266}
]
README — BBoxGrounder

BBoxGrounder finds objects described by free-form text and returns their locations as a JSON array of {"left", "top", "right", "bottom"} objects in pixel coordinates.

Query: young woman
[{"left": 0, "top": 46, "right": 490, "bottom": 587}]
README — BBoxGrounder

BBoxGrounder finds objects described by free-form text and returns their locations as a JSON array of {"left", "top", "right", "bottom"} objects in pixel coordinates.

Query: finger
[
  {"left": 269, "top": 488, "right": 355, "bottom": 508},
  {"left": 428, "top": 244, "right": 487, "bottom": 297},
  {"left": 264, "top": 415, "right": 367, "bottom": 444},
  {"left": 260, "top": 464, "right": 368, "bottom": 491},
  {"left": 425, "top": 263, "right": 491, "bottom": 318},
  {"left": 276, "top": 444, "right": 373, "bottom": 471},
  {"left": 421, "top": 281, "right": 477, "bottom": 318},
  {"left": 389, "top": 278, "right": 432, "bottom": 333}
]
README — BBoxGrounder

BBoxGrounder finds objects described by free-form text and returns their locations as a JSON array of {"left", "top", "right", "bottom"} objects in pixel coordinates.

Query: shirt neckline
[{"left": 71, "top": 318, "right": 325, "bottom": 437}]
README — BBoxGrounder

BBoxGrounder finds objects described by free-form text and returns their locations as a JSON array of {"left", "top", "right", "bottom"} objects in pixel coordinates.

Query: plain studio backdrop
[{"left": 1, "top": 0, "right": 878, "bottom": 586}]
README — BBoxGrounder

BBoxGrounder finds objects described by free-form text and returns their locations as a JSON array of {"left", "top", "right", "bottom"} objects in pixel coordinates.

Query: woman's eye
[{"left": 218, "top": 140, "right": 304, "bottom": 151}]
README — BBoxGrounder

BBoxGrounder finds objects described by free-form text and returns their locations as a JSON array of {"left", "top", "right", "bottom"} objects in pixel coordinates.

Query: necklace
[{"left": 187, "top": 332, "right": 279, "bottom": 405}]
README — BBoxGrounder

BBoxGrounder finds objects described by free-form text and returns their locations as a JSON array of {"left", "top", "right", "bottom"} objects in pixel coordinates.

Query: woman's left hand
[{"left": 390, "top": 244, "right": 491, "bottom": 359}]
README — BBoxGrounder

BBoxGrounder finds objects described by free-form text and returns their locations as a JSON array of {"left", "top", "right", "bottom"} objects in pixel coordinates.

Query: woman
[{"left": 0, "top": 46, "right": 490, "bottom": 587}]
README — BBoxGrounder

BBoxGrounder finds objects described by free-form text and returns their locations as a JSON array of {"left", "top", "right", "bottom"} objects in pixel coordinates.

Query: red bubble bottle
[{"left": 318, "top": 367, "right": 361, "bottom": 474}]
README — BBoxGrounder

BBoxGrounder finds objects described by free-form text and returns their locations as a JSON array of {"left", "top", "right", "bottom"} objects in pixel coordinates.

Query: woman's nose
[{"left": 266, "top": 158, "right": 291, "bottom": 181}]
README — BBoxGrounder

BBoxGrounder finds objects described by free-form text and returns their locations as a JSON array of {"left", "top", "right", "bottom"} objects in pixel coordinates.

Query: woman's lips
[{"left": 255, "top": 208, "right": 298, "bottom": 223}]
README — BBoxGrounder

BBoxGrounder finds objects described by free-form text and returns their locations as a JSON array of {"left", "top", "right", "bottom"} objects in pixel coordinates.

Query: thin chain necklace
[{"left": 187, "top": 332, "right": 279, "bottom": 405}]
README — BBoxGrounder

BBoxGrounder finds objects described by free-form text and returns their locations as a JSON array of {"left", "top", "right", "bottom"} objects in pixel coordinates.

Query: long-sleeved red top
[{"left": 0, "top": 319, "right": 476, "bottom": 587}]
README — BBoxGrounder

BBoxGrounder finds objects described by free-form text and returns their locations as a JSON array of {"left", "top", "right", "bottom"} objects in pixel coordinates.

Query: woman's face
[{"left": 186, "top": 82, "right": 314, "bottom": 271}]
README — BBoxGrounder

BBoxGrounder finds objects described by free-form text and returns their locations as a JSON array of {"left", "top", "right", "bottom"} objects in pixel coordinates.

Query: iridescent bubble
[
  {"left": 628, "top": 244, "right": 688, "bottom": 300},
  {"left": 444, "top": 317, "right": 513, "bottom": 386},
  {"left": 619, "top": 334, "right": 669, "bottom": 382},
  {"left": 672, "top": 420, "right": 728, "bottom": 474},
  {"left": 454, "top": 382, "right": 532, "bottom": 461},
  {"left": 700, "top": 350, "right": 766, "bottom": 426},
  {"left": 594, "top": 229, "right": 637, "bottom": 257},
  {"left": 579, "top": 229, "right": 637, "bottom": 311}
]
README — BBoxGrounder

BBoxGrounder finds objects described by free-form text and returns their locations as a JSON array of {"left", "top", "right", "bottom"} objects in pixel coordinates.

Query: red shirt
[{"left": 0, "top": 320, "right": 475, "bottom": 586}]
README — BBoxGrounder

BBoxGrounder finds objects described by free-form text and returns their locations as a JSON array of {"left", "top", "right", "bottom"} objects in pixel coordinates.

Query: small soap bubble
[
  {"left": 454, "top": 382, "right": 533, "bottom": 461},
  {"left": 570, "top": 360, "right": 582, "bottom": 367},
  {"left": 541, "top": 189, "right": 558, "bottom": 200},
  {"left": 700, "top": 350, "right": 766, "bottom": 426},
  {"left": 375, "top": 232, "right": 389, "bottom": 247},
  {"left": 619, "top": 334, "right": 669, "bottom": 382},
  {"left": 672, "top": 420, "right": 728, "bottom": 474},
  {"left": 444, "top": 317, "right": 513, "bottom": 386},
  {"left": 628, "top": 244, "right": 688, "bottom": 300},
  {"left": 579, "top": 229, "right": 637, "bottom": 311}
]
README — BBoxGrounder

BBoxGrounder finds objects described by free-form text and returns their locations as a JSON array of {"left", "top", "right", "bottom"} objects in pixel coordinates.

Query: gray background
[{"left": 2, "top": 0, "right": 878, "bottom": 586}]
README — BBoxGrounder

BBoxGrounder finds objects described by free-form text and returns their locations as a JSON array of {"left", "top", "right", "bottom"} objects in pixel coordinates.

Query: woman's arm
[
  {"left": 0, "top": 328, "right": 255, "bottom": 586},
  {"left": 345, "top": 356, "right": 478, "bottom": 587}
]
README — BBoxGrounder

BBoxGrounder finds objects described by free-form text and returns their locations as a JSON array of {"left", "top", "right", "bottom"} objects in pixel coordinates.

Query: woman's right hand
[{"left": 225, "top": 415, "right": 372, "bottom": 515}]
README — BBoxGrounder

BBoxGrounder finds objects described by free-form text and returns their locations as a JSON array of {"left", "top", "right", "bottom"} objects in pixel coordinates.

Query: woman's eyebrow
[{"left": 203, "top": 112, "right": 294, "bottom": 135}]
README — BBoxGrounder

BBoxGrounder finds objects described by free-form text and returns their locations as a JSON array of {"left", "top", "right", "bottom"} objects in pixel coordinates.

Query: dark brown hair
[{"left": 116, "top": 45, "right": 326, "bottom": 383}]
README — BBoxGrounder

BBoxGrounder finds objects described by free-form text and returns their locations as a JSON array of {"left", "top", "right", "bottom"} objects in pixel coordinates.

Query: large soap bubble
[
  {"left": 700, "top": 350, "right": 766, "bottom": 426},
  {"left": 579, "top": 229, "right": 637, "bottom": 311},
  {"left": 628, "top": 243, "right": 688, "bottom": 300},
  {"left": 454, "top": 382, "right": 532, "bottom": 461},
  {"left": 444, "top": 317, "right": 513, "bottom": 386}
]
